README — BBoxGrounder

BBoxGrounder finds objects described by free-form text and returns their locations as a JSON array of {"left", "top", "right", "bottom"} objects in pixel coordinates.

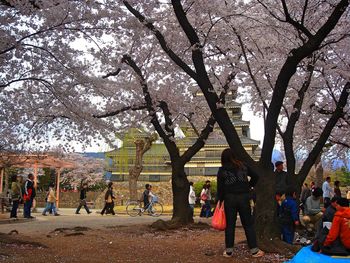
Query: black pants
[
  {"left": 76, "top": 200, "right": 90, "bottom": 214},
  {"left": 224, "top": 193, "right": 257, "bottom": 250},
  {"left": 101, "top": 202, "right": 115, "bottom": 215},
  {"left": 324, "top": 197, "right": 331, "bottom": 208},
  {"left": 10, "top": 200, "right": 19, "bottom": 218}
]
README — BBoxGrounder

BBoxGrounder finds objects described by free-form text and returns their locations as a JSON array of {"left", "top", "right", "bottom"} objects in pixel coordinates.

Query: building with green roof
[{"left": 105, "top": 92, "right": 260, "bottom": 183}]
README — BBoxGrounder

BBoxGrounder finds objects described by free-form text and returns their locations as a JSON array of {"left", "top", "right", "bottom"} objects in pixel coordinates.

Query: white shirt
[
  {"left": 322, "top": 181, "right": 333, "bottom": 198},
  {"left": 188, "top": 186, "right": 196, "bottom": 205}
]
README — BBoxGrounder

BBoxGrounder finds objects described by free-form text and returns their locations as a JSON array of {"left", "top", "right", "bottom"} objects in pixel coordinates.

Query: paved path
[{"left": 0, "top": 208, "right": 175, "bottom": 236}]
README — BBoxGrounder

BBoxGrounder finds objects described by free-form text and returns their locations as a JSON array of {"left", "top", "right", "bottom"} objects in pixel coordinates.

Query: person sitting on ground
[
  {"left": 302, "top": 187, "right": 323, "bottom": 232},
  {"left": 278, "top": 187, "right": 300, "bottom": 244},
  {"left": 321, "top": 198, "right": 350, "bottom": 256},
  {"left": 42, "top": 183, "right": 59, "bottom": 216},
  {"left": 312, "top": 196, "right": 341, "bottom": 252}
]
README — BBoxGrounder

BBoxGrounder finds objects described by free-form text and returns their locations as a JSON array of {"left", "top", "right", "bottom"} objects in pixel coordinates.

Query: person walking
[
  {"left": 23, "top": 173, "right": 36, "bottom": 219},
  {"left": 322, "top": 177, "right": 334, "bottom": 208},
  {"left": 10, "top": 175, "right": 22, "bottom": 219},
  {"left": 42, "top": 183, "right": 59, "bottom": 216},
  {"left": 75, "top": 183, "right": 92, "bottom": 214},
  {"left": 188, "top": 182, "right": 196, "bottom": 218},
  {"left": 101, "top": 182, "right": 116, "bottom": 215},
  {"left": 217, "top": 148, "right": 264, "bottom": 258}
]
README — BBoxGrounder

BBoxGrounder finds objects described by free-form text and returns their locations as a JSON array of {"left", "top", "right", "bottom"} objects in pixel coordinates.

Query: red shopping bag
[{"left": 211, "top": 201, "right": 226, "bottom": 230}]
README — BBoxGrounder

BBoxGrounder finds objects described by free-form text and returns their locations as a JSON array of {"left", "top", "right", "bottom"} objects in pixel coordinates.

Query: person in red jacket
[{"left": 323, "top": 198, "right": 350, "bottom": 255}]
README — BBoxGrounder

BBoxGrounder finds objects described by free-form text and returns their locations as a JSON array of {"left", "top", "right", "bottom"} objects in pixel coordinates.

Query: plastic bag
[{"left": 211, "top": 201, "right": 226, "bottom": 230}]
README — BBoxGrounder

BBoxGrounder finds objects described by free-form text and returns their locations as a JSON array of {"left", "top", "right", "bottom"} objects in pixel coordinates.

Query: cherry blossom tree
[{"left": 1, "top": 0, "right": 349, "bottom": 235}]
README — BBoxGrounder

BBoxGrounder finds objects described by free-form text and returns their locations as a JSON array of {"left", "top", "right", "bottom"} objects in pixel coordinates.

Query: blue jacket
[{"left": 280, "top": 196, "right": 299, "bottom": 223}]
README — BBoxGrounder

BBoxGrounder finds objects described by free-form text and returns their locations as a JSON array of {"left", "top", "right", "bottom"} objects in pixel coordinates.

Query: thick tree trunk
[
  {"left": 171, "top": 163, "right": 192, "bottom": 224},
  {"left": 128, "top": 138, "right": 154, "bottom": 201},
  {"left": 128, "top": 175, "right": 139, "bottom": 201},
  {"left": 254, "top": 167, "right": 280, "bottom": 240}
]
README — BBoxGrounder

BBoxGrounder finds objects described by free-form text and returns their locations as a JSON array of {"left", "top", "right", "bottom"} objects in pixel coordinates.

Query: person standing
[
  {"left": 188, "top": 182, "right": 196, "bottom": 218},
  {"left": 101, "top": 182, "right": 116, "bottom": 215},
  {"left": 42, "top": 183, "right": 59, "bottom": 216},
  {"left": 10, "top": 175, "right": 22, "bottom": 219},
  {"left": 23, "top": 173, "right": 36, "bottom": 219},
  {"left": 200, "top": 183, "right": 211, "bottom": 218},
  {"left": 322, "top": 177, "right": 334, "bottom": 208},
  {"left": 334, "top": 181, "right": 341, "bottom": 198},
  {"left": 217, "top": 148, "right": 264, "bottom": 258},
  {"left": 142, "top": 184, "right": 151, "bottom": 210},
  {"left": 75, "top": 183, "right": 92, "bottom": 214},
  {"left": 278, "top": 188, "right": 300, "bottom": 244},
  {"left": 274, "top": 161, "right": 289, "bottom": 204}
]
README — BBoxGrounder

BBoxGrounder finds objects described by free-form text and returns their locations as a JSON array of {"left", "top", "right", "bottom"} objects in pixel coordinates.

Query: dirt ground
[{"left": 0, "top": 223, "right": 291, "bottom": 263}]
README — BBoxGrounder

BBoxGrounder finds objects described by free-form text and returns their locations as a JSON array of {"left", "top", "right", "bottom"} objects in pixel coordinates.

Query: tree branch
[
  {"left": 298, "top": 81, "right": 350, "bottom": 183},
  {"left": 93, "top": 104, "right": 147, "bottom": 118},
  {"left": 122, "top": 0, "right": 198, "bottom": 81},
  {"left": 260, "top": 0, "right": 349, "bottom": 166}
]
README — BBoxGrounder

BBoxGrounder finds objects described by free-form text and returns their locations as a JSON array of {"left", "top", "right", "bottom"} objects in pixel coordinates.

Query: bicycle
[{"left": 126, "top": 196, "right": 163, "bottom": 217}]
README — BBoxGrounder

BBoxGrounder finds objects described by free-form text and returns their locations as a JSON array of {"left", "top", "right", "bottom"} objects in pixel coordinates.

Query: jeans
[
  {"left": 42, "top": 202, "right": 57, "bottom": 215},
  {"left": 10, "top": 200, "right": 19, "bottom": 218},
  {"left": 281, "top": 224, "right": 295, "bottom": 244},
  {"left": 76, "top": 199, "right": 91, "bottom": 214},
  {"left": 101, "top": 202, "right": 115, "bottom": 215},
  {"left": 224, "top": 193, "right": 258, "bottom": 253},
  {"left": 189, "top": 204, "right": 195, "bottom": 218},
  {"left": 24, "top": 198, "right": 33, "bottom": 218}
]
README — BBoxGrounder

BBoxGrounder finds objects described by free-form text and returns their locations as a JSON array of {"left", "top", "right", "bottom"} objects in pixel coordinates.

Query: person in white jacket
[{"left": 188, "top": 182, "right": 196, "bottom": 218}]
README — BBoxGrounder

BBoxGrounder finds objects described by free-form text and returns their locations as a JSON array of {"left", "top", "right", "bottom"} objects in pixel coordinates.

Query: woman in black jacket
[{"left": 217, "top": 148, "right": 264, "bottom": 258}]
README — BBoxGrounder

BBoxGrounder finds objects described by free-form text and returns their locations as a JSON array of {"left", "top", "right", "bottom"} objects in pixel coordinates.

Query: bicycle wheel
[
  {"left": 150, "top": 202, "right": 163, "bottom": 217},
  {"left": 126, "top": 201, "right": 142, "bottom": 217}
]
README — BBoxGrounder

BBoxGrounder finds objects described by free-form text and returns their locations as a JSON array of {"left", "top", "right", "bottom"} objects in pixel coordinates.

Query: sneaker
[
  {"left": 54, "top": 213, "right": 60, "bottom": 216},
  {"left": 75, "top": 212, "right": 80, "bottom": 214},
  {"left": 223, "top": 251, "right": 233, "bottom": 257},
  {"left": 87, "top": 211, "right": 92, "bottom": 214},
  {"left": 42, "top": 214, "right": 47, "bottom": 216},
  {"left": 252, "top": 250, "right": 265, "bottom": 258}
]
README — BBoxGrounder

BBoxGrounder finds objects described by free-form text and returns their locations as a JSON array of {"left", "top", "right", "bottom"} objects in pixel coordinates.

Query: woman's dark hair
[
  {"left": 189, "top": 182, "right": 194, "bottom": 186},
  {"left": 49, "top": 183, "right": 55, "bottom": 188},
  {"left": 338, "top": 198, "right": 349, "bottom": 207},
  {"left": 334, "top": 180, "right": 340, "bottom": 187},
  {"left": 108, "top": 182, "right": 113, "bottom": 188},
  {"left": 11, "top": 174, "right": 17, "bottom": 182},
  {"left": 312, "top": 187, "right": 323, "bottom": 198},
  {"left": 221, "top": 148, "right": 243, "bottom": 168}
]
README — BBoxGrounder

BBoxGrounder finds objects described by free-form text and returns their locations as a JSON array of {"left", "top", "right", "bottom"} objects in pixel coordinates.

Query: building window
[{"left": 149, "top": 175, "right": 160, "bottom": 182}]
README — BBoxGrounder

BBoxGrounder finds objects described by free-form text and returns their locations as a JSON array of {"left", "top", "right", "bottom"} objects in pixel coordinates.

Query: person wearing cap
[{"left": 274, "top": 161, "right": 289, "bottom": 204}]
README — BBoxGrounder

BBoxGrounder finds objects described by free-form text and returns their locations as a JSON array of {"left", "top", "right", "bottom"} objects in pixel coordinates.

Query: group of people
[
  {"left": 10, "top": 173, "right": 37, "bottom": 219},
  {"left": 276, "top": 164, "right": 350, "bottom": 256}
]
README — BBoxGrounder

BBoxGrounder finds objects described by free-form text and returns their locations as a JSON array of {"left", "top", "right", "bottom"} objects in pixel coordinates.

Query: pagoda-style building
[{"left": 105, "top": 93, "right": 260, "bottom": 182}]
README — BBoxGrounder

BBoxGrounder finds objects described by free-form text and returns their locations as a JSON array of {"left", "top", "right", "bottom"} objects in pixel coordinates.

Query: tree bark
[
  {"left": 171, "top": 162, "right": 193, "bottom": 224},
  {"left": 314, "top": 153, "right": 324, "bottom": 188},
  {"left": 254, "top": 167, "right": 281, "bottom": 239},
  {"left": 128, "top": 137, "right": 155, "bottom": 201}
]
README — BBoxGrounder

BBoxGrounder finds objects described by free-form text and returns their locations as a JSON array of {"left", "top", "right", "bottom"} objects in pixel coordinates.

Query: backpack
[{"left": 278, "top": 204, "right": 293, "bottom": 225}]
